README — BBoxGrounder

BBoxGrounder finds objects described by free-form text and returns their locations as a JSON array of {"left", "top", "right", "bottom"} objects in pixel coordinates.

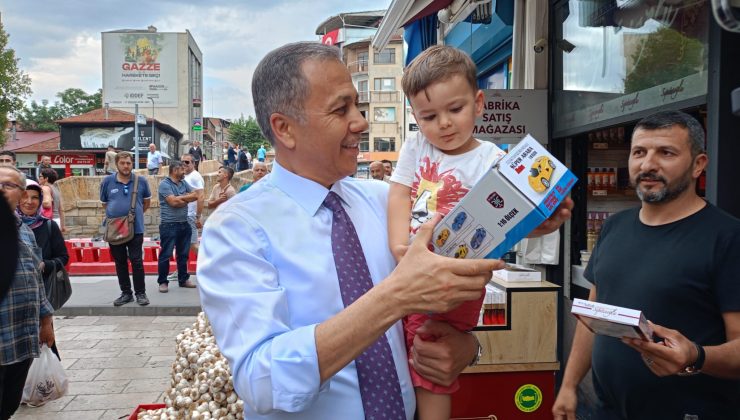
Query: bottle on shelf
[
  {"left": 586, "top": 212, "right": 597, "bottom": 252},
  {"left": 593, "top": 168, "right": 601, "bottom": 190},
  {"left": 587, "top": 167, "right": 594, "bottom": 192},
  {"left": 608, "top": 167, "right": 617, "bottom": 192}
]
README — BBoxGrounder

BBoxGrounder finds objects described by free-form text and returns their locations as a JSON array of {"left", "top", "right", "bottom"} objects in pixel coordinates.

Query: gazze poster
[
  {"left": 102, "top": 32, "right": 178, "bottom": 106},
  {"left": 474, "top": 89, "right": 548, "bottom": 144}
]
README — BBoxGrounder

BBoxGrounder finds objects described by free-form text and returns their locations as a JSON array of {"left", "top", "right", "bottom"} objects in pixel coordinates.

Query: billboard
[
  {"left": 103, "top": 32, "right": 178, "bottom": 106},
  {"left": 474, "top": 90, "right": 548, "bottom": 144},
  {"left": 60, "top": 126, "right": 177, "bottom": 158}
]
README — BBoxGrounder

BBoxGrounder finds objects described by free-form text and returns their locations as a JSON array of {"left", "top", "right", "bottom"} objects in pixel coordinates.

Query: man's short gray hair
[
  {"left": 0, "top": 166, "right": 26, "bottom": 189},
  {"left": 252, "top": 42, "right": 342, "bottom": 145}
]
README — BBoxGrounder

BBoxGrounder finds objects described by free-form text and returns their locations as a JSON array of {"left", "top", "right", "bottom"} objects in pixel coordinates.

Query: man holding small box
[{"left": 553, "top": 111, "right": 740, "bottom": 420}]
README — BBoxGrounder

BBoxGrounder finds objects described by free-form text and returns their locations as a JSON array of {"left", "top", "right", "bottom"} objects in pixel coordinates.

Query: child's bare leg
[{"left": 416, "top": 387, "right": 451, "bottom": 420}]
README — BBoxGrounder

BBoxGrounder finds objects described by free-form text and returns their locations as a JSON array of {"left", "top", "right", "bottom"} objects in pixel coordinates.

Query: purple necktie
[{"left": 323, "top": 191, "right": 406, "bottom": 420}]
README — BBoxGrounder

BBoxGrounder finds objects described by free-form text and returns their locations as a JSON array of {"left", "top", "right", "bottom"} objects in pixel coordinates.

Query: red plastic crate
[{"left": 129, "top": 403, "right": 166, "bottom": 420}]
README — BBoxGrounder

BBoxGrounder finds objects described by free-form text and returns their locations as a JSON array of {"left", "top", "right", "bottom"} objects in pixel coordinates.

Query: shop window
[
  {"left": 374, "top": 48, "right": 396, "bottom": 64},
  {"left": 374, "top": 137, "right": 396, "bottom": 152},
  {"left": 552, "top": 0, "right": 709, "bottom": 135}
]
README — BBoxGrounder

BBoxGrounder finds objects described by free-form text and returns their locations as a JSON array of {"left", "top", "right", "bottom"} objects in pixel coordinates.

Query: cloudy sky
[{"left": 1, "top": 0, "right": 391, "bottom": 119}]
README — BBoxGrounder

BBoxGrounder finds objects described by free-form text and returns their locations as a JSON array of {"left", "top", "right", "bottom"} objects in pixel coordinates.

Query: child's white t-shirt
[{"left": 390, "top": 131, "right": 505, "bottom": 234}]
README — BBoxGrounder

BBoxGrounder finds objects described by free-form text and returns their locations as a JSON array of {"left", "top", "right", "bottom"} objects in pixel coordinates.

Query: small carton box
[
  {"left": 493, "top": 264, "right": 542, "bottom": 282},
  {"left": 571, "top": 298, "right": 653, "bottom": 341},
  {"left": 431, "top": 134, "right": 578, "bottom": 260}
]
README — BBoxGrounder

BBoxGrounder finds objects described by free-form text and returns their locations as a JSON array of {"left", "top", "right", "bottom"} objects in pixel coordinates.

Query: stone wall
[{"left": 57, "top": 160, "right": 255, "bottom": 238}]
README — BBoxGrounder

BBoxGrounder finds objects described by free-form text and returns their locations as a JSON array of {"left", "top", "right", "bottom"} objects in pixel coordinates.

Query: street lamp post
[{"left": 148, "top": 97, "right": 155, "bottom": 146}]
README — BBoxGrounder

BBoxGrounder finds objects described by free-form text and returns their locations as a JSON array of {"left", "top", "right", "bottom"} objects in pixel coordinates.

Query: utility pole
[
  {"left": 134, "top": 103, "right": 140, "bottom": 170},
  {"left": 149, "top": 97, "right": 155, "bottom": 146}
]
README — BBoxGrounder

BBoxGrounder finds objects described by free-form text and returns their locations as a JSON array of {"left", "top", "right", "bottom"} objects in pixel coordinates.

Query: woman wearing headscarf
[{"left": 17, "top": 180, "right": 68, "bottom": 359}]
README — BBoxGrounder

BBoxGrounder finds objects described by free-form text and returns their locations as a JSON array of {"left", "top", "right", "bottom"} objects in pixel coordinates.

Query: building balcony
[
  {"left": 358, "top": 90, "right": 402, "bottom": 104},
  {"left": 347, "top": 60, "right": 369, "bottom": 74}
]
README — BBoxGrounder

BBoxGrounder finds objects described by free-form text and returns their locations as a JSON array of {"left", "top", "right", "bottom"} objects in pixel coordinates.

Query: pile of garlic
[{"left": 136, "top": 312, "right": 244, "bottom": 420}]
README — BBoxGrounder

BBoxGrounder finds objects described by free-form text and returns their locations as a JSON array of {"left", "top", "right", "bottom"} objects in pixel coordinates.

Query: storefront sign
[
  {"left": 556, "top": 72, "right": 707, "bottom": 132},
  {"left": 102, "top": 32, "right": 178, "bottom": 106},
  {"left": 50, "top": 154, "right": 95, "bottom": 166},
  {"left": 474, "top": 89, "right": 548, "bottom": 144}
]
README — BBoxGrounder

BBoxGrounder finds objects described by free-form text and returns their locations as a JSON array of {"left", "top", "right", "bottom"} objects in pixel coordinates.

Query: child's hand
[{"left": 391, "top": 244, "right": 409, "bottom": 262}]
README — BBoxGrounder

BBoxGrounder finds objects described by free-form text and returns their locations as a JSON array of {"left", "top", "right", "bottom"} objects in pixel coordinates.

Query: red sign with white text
[{"left": 48, "top": 154, "right": 95, "bottom": 166}]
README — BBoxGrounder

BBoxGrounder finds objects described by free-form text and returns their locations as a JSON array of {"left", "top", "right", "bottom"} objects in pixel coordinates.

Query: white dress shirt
[{"left": 197, "top": 160, "right": 415, "bottom": 419}]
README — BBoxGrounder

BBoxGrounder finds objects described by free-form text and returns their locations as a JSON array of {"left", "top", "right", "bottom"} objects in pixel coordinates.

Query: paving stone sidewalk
[{"left": 12, "top": 315, "right": 196, "bottom": 420}]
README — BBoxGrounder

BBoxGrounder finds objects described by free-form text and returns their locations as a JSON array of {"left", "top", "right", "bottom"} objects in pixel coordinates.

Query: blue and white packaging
[{"left": 431, "top": 134, "right": 577, "bottom": 260}]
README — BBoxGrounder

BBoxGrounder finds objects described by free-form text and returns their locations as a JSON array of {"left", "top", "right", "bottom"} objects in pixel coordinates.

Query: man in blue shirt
[
  {"left": 197, "top": 43, "right": 571, "bottom": 419},
  {"left": 100, "top": 151, "right": 152, "bottom": 306},
  {"left": 257, "top": 144, "right": 267, "bottom": 162},
  {"left": 1, "top": 166, "right": 55, "bottom": 420},
  {"left": 157, "top": 161, "right": 199, "bottom": 293},
  {"left": 147, "top": 143, "right": 163, "bottom": 175}
]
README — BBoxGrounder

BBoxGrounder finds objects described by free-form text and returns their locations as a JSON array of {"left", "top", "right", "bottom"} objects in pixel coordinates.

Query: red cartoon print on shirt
[{"left": 410, "top": 156, "right": 469, "bottom": 234}]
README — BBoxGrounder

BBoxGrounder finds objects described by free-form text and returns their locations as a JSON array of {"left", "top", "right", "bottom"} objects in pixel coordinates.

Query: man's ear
[
  {"left": 270, "top": 113, "right": 296, "bottom": 150},
  {"left": 693, "top": 153, "right": 708, "bottom": 178}
]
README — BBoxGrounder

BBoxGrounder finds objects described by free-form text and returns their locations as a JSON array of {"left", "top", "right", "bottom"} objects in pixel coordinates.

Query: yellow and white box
[{"left": 431, "top": 134, "right": 577, "bottom": 260}]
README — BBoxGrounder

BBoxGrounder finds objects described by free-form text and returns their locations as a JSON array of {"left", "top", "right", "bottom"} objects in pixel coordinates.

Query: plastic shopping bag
[{"left": 21, "top": 344, "right": 69, "bottom": 406}]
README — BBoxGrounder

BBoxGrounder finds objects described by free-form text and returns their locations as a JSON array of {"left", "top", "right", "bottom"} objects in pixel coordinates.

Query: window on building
[
  {"left": 360, "top": 133, "right": 370, "bottom": 152},
  {"left": 374, "top": 48, "right": 396, "bottom": 64},
  {"left": 358, "top": 51, "right": 369, "bottom": 68},
  {"left": 374, "top": 78, "right": 396, "bottom": 91},
  {"left": 374, "top": 137, "right": 396, "bottom": 152},
  {"left": 373, "top": 107, "right": 396, "bottom": 122},
  {"left": 358, "top": 80, "right": 369, "bottom": 102}
]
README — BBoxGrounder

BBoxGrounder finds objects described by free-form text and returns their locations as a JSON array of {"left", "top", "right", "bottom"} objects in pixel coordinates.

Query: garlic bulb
[{"left": 137, "top": 312, "right": 245, "bottom": 420}]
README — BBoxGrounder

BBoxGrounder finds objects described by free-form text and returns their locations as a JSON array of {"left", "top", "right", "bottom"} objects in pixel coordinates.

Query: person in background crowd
[
  {"left": 0, "top": 151, "right": 16, "bottom": 167},
  {"left": 257, "top": 144, "right": 267, "bottom": 162},
  {"left": 382, "top": 159, "right": 393, "bottom": 177},
  {"left": 39, "top": 168, "right": 65, "bottom": 234},
  {"left": 227, "top": 143, "right": 237, "bottom": 169},
  {"left": 245, "top": 148, "right": 252, "bottom": 169},
  {"left": 197, "top": 42, "right": 508, "bottom": 420},
  {"left": 369, "top": 160, "right": 389, "bottom": 182},
  {"left": 237, "top": 145, "right": 250, "bottom": 171},
  {"left": 188, "top": 140, "right": 204, "bottom": 171},
  {"left": 0, "top": 195, "right": 18, "bottom": 303},
  {"left": 17, "top": 179, "right": 68, "bottom": 360},
  {"left": 103, "top": 145, "right": 117, "bottom": 175},
  {"left": 221, "top": 142, "right": 229, "bottom": 167},
  {"left": 207, "top": 166, "right": 236, "bottom": 209},
  {"left": 147, "top": 143, "right": 163, "bottom": 175},
  {"left": 157, "top": 161, "right": 199, "bottom": 293},
  {"left": 0, "top": 166, "right": 54, "bottom": 420},
  {"left": 553, "top": 111, "right": 740, "bottom": 420},
  {"left": 100, "top": 152, "right": 152, "bottom": 307},
  {"left": 167, "top": 154, "right": 204, "bottom": 283},
  {"left": 238, "top": 161, "right": 268, "bottom": 193},
  {"left": 33, "top": 155, "right": 51, "bottom": 182}
]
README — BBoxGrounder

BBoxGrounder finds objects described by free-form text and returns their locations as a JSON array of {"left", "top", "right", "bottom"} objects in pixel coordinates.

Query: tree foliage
[
  {"left": 228, "top": 115, "right": 269, "bottom": 155},
  {"left": 18, "top": 88, "right": 102, "bottom": 131},
  {"left": 0, "top": 21, "right": 32, "bottom": 145},
  {"left": 624, "top": 27, "right": 704, "bottom": 94}
]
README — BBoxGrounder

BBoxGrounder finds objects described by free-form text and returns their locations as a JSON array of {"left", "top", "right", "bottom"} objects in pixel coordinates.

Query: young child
[{"left": 388, "top": 45, "right": 506, "bottom": 419}]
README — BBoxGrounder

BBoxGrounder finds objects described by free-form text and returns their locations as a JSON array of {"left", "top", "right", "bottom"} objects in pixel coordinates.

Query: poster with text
[
  {"left": 102, "top": 32, "right": 178, "bottom": 106},
  {"left": 474, "top": 89, "right": 548, "bottom": 144}
]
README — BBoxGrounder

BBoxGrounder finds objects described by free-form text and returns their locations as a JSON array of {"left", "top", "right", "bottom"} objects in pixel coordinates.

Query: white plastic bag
[{"left": 21, "top": 344, "right": 68, "bottom": 406}]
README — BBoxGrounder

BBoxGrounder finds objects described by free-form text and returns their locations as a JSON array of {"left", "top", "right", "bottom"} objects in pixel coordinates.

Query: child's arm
[{"left": 388, "top": 182, "right": 413, "bottom": 263}]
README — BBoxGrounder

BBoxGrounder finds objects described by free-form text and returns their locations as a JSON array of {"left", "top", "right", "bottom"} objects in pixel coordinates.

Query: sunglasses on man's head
[{"left": 123, "top": 185, "right": 129, "bottom": 196}]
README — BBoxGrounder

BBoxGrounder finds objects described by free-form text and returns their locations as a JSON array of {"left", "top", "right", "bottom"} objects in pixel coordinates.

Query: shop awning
[{"left": 372, "top": 0, "right": 454, "bottom": 51}]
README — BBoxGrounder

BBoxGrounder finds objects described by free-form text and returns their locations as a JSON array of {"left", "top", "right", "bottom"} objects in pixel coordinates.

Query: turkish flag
[{"left": 322, "top": 29, "right": 340, "bottom": 46}]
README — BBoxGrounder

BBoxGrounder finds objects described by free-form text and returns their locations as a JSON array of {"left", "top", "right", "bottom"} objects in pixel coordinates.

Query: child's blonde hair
[{"left": 402, "top": 45, "right": 478, "bottom": 98}]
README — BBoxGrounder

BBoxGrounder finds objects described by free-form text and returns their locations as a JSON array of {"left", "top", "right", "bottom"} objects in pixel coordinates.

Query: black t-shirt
[{"left": 585, "top": 203, "right": 740, "bottom": 420}]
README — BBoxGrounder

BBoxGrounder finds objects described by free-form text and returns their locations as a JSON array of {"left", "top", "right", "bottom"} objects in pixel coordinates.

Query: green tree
[
  {"left": 229, "top": 115, "right": 269, "bottom": 155},
  {"left": 18, "top": 99, "right": 64, "bottom": 132},
  {"left": 624, "top": 27, "right": 704, "bottom": 94},
  {"left": 0, "top": 21, "right": 32, "bottom": 145},
  {"left": 18, "top": 87, "right": 101, "bottom": 131}
]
